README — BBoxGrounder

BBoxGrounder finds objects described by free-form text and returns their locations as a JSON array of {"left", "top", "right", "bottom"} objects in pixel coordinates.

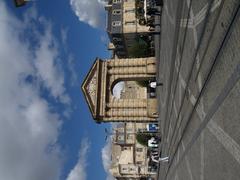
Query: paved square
[{"left": 155, "top": 0, "right": 240, "bottom": 180}]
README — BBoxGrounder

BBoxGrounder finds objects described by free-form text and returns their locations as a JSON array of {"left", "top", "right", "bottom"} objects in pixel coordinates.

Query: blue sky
[{"left": 0, "top": 1, "right": 113, "bottom": 180}]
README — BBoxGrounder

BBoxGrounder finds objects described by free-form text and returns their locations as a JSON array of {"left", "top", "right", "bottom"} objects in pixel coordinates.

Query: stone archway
[{"left": 82, "top": 57, "right": 158, "bottom": 123}]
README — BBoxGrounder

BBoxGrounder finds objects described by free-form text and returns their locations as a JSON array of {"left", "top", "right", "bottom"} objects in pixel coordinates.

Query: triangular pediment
[{"left": 81, "top": 59, "right": 101, "bottom": 118}]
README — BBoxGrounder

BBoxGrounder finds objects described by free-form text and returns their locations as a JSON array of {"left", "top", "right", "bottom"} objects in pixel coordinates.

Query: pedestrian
[
  {"left": 149, "top": 81, "right": 163, "bottom": 88},
  {"left": 148, "top": 137, "right": 158, "bottom": 148},
  {"left": 151, "top": 155, "right": 169, "bottom": 163}
]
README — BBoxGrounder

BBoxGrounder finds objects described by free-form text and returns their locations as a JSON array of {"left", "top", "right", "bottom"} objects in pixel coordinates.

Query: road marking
[
  {"left": 167, "top": 122, "right": 173, "bottom": 142},
  {"left": 207, "top": 120, "right": 240, "bottom": 164},
  {"left": 191, "top": 0, "right": 222, "bottom": 27},
  {"left": 182, "top": 142, "right": 194, "bottom": 180},
  {"left": 164, "top": 4, "right": 175, "bottom": 25},
  {"left": 179, "top": 73, "right": 186, "bottom": 89},
  {"left": 190, "top": 94, "right": 197, "bottom": 105},
  {"left": 174, "top": 102, "right": 178, "bottom": 117},
  {"left": 180, "top": 18, "right": 194, "bottom": 28},
  {"left": 175, "top": 173, "right": 179, "bottom": 180},
  {"left": 180, "top": 76, "right": 240, "bottom": 166},
  {"left": 199, "top": 99, "right": 205, "bottom": 180},
  {"left": 200, "top": 132, "right": 205, "bottom": 180}
]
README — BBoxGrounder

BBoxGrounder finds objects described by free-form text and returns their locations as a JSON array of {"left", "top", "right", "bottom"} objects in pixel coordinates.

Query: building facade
[
  {"left": 105, "top": 0, "right": 153, "bottom": 58},
  {"left": 120, "top": 81, "right": 147, "bottom": 99},
  {"left": 81, "top": 57, "right": 158, "bottom": 123},
  {"left": 109, "top": 123, "right": 156, "bottom": 179}
]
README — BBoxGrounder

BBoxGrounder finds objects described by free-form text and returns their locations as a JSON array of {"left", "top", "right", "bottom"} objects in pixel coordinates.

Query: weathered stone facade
[
  {"left": 105, "top": 0, "right": 152, "bottom": 58},
  {"left": 81, "top": 57, "right": 158, "bottom": 123},
  {"left": 120, "top": 81, "right": 147, "bottom": 99},
  {"left": 109, "top": 123, "right": 156, "bottom": 179}
]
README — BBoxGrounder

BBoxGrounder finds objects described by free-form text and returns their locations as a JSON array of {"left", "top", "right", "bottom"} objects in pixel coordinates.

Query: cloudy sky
[{"left": 0, "top": 0, "right": 113, "bottom": 180}]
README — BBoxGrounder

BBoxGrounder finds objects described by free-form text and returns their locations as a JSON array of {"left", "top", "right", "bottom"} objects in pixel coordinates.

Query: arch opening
[{"left": 112, "top": 81, "right": 148, "bottom": 99}]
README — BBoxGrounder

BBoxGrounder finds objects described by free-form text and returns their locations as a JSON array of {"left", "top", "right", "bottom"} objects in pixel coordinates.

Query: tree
[
  {"left": 128, "top": 38, "right": 150, "bottom": 58},
  {"left": 136, "top": 133, "right": 153, "bottom": 147},
  {"left": 136, "top": 80, "right": 149, "bottom": 87}
]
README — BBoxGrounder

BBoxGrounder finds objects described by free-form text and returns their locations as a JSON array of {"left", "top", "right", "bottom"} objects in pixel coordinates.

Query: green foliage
[
  {"left": 136, "top": 133, "right": 153, "bottom": 147},
  {"left": 128, "top": 38, "right": 150, "bottom": 58}
]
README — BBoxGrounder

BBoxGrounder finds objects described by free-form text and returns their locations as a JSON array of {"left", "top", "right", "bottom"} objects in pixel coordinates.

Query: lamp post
[
  {"left": 14, "top": 0, "right": 27, "bottom": 7},
  {"left": 14, "top": 0, "right": 34, "bottom": 8}
]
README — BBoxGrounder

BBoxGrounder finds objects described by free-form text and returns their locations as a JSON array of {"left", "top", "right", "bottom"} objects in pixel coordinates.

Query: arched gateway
[{"left": 81, "top": 57, "right": 158, "bottom": 123}]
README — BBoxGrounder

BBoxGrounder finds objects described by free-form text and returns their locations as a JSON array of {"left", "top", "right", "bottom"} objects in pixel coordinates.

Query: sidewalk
[{"left": 155, "top": 0, "right": 240, "bottom": 180}]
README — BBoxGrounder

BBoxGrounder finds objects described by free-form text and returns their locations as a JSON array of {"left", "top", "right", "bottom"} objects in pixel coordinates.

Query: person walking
[
  {"left": 151, "top": 155, "right": 169, "bottom": 163},
  {"left": 149, "top": 81, "right": 163, "bottom": 88}
]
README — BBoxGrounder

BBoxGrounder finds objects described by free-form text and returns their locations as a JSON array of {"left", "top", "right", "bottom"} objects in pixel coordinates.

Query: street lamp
[
  {"left": 14, "top": 0, "right": 34, "bottom": 7},
  {"left": 14, "top": 0, "right": 27, "bottom": 7}
]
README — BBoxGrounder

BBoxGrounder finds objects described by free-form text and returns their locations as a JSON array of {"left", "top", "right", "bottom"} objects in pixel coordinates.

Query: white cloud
[
  {"left": 67, "top": 54, "right": 78, "bottom": 87},
  {"left": 112, "top": 82, "right": 125, "bottom": 99},
  {"left": 102, "top": 140, "right": 115, "bottom": 180},
  {"left": 33, "top": 20, "right": 70, "bottom": 104},
  {"left": 0, "top": 2, "right": 70, "bottom": 180},
  {"left": 61, "top": 27, "right": 69, "bottom": 46},
  {"left": 70, "top": 0, "right": 106, "bottom": 28},
  {"left": 66, "top": 138, "right": 90, "bottom": 180}
]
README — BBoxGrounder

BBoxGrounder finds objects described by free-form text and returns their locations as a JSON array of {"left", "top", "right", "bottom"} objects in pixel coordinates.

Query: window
[
  {"left": 112, "top": 37, "right": 122, "bottom": 42},
  {"left": 118, "top": 51, "right": 125, "bottom": 55},
  {"left": 127, "top": 134, "right": 133, "bottom": 140},
  {"left": 116, "top": 45, "right": 124, "bottom": 49},
  {"left": 125, "top": 21, "right": 135, "bottom": 25},
  {"left": 126, "top": 128, "right": 133, "bottom": 133},
  {"left": 112, "top": 21, "right": 121, "bottom": 26},
  {"left": 113, "top": 9, "right": 121, "bottom": 15},
  {"left": 122, "top": 167, "right": 127, "bottom": 171},
  {"left": 113, "top": 0, "right": 121, "bottom": 3},
  {"left": 125, "top": 9, "right": 135, "bottom": 13},
  {"left": 118, "top": 135, "right": 124, "bottom": 141},
  {"left": 136, "top": 148, "right": 143, "bottom": 152},
  {"left": 136, "top": 161, "right": 142, "bottom": 165}
]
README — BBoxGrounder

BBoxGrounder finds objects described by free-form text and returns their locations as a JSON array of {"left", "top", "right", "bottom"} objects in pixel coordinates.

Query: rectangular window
[
  {"left": 126, "top": 128, "right": 133, "bottom": 133},
  {"left": 125, "top": 21, "right": 135, "bottom": 25},
  {"left": 113, "top": 9, "right": 121, "bottom": 15},
  {"left": 113, "top": 0, "right": 121, "bottom": 3},
  {"left": 118, "top": 51, "right": 126, "bottom": 55},
  {"left": 125, "top": 9, "right": 135, "bottom": 13},
  {"left": 116, "top": 45, "right": 124, "bottom": 49},
  {"left": 112, "top": 21, "right": 121, "bottom": 27},
  {"left": 136, "top": 148, "right": 143, "bottom": 152},
  {"left": 112, "top": 37, "right": 122, "bottom": 42},
  {"left": 118, "top": 135, "right": 124, "bottom": 141},
  {"left": 127, "top": 134, "right": 133, "bottom": 140}
]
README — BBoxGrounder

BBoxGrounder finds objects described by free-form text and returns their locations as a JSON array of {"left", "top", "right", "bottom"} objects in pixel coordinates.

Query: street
[{"left": 155, "top": 0, "right": 240, "bottom": 180}]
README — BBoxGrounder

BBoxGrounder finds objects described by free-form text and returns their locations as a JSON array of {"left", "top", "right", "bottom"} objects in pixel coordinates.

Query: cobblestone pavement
[{"left": 155, "top": 0, "right": 240, "bottom": 180}]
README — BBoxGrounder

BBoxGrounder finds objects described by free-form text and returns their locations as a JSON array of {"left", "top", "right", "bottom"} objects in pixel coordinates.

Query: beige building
[
  {"left": 109, "top": 123, "right": 156, "bottom": 179},
  {"left": 81, "top": 57, "right": 158, "bottom": 123},
  {"left": 105, "top": 0, "right": 153, "bottom": 58},
  {"left": 120, "top": 81, "right": 147, "bottom": 99}
]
